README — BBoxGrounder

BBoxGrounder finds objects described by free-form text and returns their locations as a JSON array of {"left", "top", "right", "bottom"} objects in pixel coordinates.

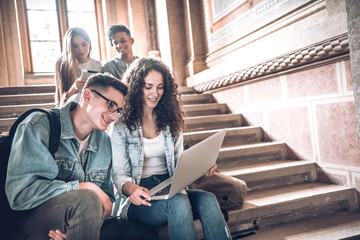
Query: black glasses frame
[{"left": 90, "top": 89, "right": 123, "bottom": 117}]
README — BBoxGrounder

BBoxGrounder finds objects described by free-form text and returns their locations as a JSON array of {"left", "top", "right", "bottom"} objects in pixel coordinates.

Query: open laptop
[{"left": 149, "top": 128, "right": 227, "bottom": 200}]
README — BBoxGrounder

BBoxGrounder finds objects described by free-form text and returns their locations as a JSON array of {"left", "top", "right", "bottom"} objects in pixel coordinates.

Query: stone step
[
  {"left": 0, "top": 103, "right": 55, "bottom": 118},
  {"left": 183, "top": 126, "right": 263, "bottom": 148},
  {"left": 0, "top": 85, "right": 55, "bottom": 95},
  {"left": 0, "top": 85, "right": 193, "bottom": 96},
  {"left": 0, "top": 90, "right": 197, "bottom": 106},
  {"left": 227, "top": 182, "right": 357, "bottom": 233},
  {"left": 217, "top": 142, "right": 288, "bottom": 168},
  {"left": 181, "top": 93, "right": 215, "bottom": 105},
  {"left": 242, "top": 209, "right": 360, "bottom": 240},
  {"left": 159, "top": 183, "right": 358, "bottom": 240},
  {"left": 282, "top": 219, "right": 360, "bottom": 240},
  {"left": 0, "top": 118, "right": 15, "bottom": 133},
  {"left": 221, "top": 160, "right": 317, "bottom": 192},
  {"left": 0, "top": 93, "right": 55, "bottom": 106},
  {"left": 185, "top": 114, "right": 243, "bottom": 132},
  {"left": 183, "top": 103, "right": 227, "bottom": 117},
  {"left": 178, "top": 86, "right": 195, "bottom": 94}
]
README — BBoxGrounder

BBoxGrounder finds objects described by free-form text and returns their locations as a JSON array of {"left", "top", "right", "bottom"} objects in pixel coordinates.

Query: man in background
[{"left": 103, "top": 25, "right": 139, "bottom": 80}]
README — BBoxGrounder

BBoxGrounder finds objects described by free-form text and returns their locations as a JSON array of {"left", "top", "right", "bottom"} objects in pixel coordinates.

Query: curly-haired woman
[{"left": 109, "top": 57, "right": 231, "bottom": 240}]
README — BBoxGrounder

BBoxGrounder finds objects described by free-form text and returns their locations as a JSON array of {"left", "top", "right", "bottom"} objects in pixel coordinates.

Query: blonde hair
[{"left": 55, "top": 27, "right": 91, "bottom": 106}]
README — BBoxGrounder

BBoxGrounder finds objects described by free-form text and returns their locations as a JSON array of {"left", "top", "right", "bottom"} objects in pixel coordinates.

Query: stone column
[
  {"left": 145, "top": 0, "right": 160, "bottom": 59},
  {"left": 183, "top": 0, "right": 207, "bottom": 77},
  {"left": 346, "top": 0, "right": 360, "bottom": 149},
  {"left": 0, "top": 5, "right": 8, "bottom": 86},
  {"left": 0, "top": 0, "right": 23, "bottom": 86},
  {"left": 129, "top": 0, "right": 150, "bottom": 57},
  {"left": 165, "top": 0, "right": 187, "bottom": 85},
  {"left": 103, "top": 0, "right": 130, "bottom": 59}
]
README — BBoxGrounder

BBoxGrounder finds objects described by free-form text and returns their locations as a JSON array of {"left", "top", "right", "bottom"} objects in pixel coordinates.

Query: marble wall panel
[
  {"left": 267, "top": 106, "right": 314, "bottom": 160},
  {"left": 344, "top": 59, "right": 353, "bottom": 92},
  {"left": 247, "top": 77, "right": 282, "bottom": 105},
  {"left": 286, "top": 64, "right": 339, "bottom": 99},
  {"left": 213, "top": 85, "right": 246, "bottom": 109},
  {"left": 316, "top": 101, "right": 360, "bottom": 166},
  {"left": 241, "top": 111, "right": 264, "bottom": 127}
]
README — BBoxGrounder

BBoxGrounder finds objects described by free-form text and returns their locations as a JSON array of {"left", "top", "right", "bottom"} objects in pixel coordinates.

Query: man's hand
[
  {"left": 79, "top": 182, "right": 113, "bottom": 218},
  {"left": 49, "top": 230, "right": 66, "bottom": 240},
  {"left": 205, "top": 164, "right": 218, "bottom": 177}
]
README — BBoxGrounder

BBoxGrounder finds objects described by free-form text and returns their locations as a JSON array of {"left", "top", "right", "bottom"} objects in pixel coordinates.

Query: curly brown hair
[{"left": 122, "top": 57, "right": 184, "bottom": 138}]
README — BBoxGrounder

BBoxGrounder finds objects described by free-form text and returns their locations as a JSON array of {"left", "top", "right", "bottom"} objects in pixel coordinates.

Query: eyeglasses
[{"left": 90, "top": 89, "right": 123, "bottom": 117}]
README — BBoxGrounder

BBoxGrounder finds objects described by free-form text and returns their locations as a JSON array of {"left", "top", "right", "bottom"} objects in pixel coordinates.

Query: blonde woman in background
[{"left": 55, "top": 27, "right": 102, "bottom": 106}]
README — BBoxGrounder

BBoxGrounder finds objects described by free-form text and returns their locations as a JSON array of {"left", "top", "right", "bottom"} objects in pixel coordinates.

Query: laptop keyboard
[{"left": 152, "top": 184, "right": 171, "bottom": 197}]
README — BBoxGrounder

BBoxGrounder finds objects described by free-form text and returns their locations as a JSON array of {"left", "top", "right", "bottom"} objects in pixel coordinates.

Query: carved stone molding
[{"left": 194, "top": 34, "right": 349, "bottom": 92}]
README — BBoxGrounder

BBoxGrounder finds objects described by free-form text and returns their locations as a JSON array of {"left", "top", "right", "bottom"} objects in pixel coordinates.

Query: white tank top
[{"left": 142, "top": 131, "right": 168, "bottom": 178}]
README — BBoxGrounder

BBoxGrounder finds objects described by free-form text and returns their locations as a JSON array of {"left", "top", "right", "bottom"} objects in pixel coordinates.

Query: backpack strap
[
  {"left": 46, "top": 109, "right": 61, "bottom": 157},
  {"left": 9, "top": 108, "right": 60, "bottom": 157}
]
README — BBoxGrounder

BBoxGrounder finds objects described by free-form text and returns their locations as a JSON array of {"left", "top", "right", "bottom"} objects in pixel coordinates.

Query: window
[{"left": 18, "top": 0, "right": 104, "bottom": 73}]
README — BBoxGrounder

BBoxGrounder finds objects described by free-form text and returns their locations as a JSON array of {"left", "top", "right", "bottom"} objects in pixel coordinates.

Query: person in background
[
  {"left": 110, "top": 57, "right": 232, "bottom": 240},
  {"left": 102, "top": 25, "right": 138, "bottom": 80},
  {"left": 55, "top": 27, "right": 102, "bottom": 106},
  {"left": 6, "top": 74, "right": 159, "bottom": 240}
]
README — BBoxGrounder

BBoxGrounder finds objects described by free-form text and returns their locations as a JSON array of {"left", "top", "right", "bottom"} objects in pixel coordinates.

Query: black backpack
[{"left": 0, "top": 108, "right": 61, "bottom": 238}]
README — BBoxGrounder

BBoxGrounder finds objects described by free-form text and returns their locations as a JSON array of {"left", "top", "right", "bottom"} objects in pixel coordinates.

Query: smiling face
[
  {"left": 86, "top": 87, "right": 125, "bottom": 131},
  {"left": 111, "top": 31, "right": 134, "bottom": 56},
  {"left": 142, "top": 70, "right": 164, "bottom": 111},
  {"left": 72, "top": 35, "right": 90, "bottom": 63}
]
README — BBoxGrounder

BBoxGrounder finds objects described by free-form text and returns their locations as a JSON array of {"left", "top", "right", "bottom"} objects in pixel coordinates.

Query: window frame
[{"left": 16, "top": 0, "right": 106, "bottom": 74}]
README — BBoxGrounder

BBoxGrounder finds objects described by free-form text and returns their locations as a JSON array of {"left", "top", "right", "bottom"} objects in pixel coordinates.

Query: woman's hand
[
  {"left": 48, "top": 230, "right": 66, "bottom": 240},
  {"left": 205, "top": 164, "right": 218, "bottom": 177},
  {"left": 79, "top": 182, "right": 113, "bottom": 219},
  {"left": 73, "top": 77, "right": 87, "bottom": 92},
  {"left": 123, "top": 182, "right": 152, "bottom": 206},
  {"left": 66, "top": 78, "right": 87, "bottom": 99}
]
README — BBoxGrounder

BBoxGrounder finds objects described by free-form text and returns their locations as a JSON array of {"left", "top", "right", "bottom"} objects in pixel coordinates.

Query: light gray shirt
[{"left": 102, "top": 56, "right": 139, "bottom": 80}]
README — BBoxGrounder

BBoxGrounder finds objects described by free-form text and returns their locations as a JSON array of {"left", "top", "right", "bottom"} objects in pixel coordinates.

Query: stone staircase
[
  {"left": 0, "top": 85, "right": 55, "bottom": 133},
  {"left": 179, "top": 87, "right": 360, "bottom": 239},
  {"left": 0, "top": 85, "right": 359, "bottom": 239}
]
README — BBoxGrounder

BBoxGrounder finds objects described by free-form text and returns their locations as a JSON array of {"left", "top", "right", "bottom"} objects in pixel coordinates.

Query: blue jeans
[
  {"left": 8, "top": 189, "right": 159, "bottom": 240},
  {"left": 128, "top": 174, "right": 232, "bottom": 240},
  {"left": 10, "top": 189, "right": 102, "bottom": 239}
]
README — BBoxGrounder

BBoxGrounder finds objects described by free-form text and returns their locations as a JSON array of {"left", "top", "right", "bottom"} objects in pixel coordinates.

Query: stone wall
[
  {"left": 346, "top": 0, "right": 360, "bottom": 154},
  {"left": 179, "top": 0, "right": 360, "bottom": 190},
  {"left": 210, "top": 59, "right": 360, "bottom": 191},
  {"left": 188, "top": 0, "right": 348, "bottom": 85}
]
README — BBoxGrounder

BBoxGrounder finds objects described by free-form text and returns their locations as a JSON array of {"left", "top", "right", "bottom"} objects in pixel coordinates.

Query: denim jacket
[
  {"left": 6, "top": 101, "right": 115, "bottom": 211},
  {"left": 109, "top": 120, "right": 183, "bottom": 219}
]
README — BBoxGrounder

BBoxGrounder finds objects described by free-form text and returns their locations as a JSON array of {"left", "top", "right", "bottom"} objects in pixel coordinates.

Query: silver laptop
[{"left": 149, "top": 128, "right": 227, "bottom": 200}]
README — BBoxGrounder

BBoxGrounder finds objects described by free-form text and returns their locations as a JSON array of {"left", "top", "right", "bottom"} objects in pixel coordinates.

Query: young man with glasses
[
  {"left": 90, "top": 89, "right": 124, "bottom": 117},
  {"left": 5, "top": 74, "right": 159, "bottom": 240}
]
